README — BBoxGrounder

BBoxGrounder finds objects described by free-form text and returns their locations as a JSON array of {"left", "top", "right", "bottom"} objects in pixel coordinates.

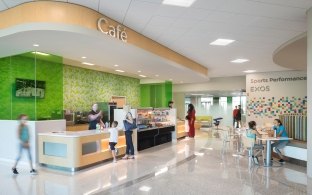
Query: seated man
[{"left": 272, "top": 119, "right": 289, "bottom": 164}]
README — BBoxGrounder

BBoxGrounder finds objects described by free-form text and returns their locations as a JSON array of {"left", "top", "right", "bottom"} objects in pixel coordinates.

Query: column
[{"left": 307, "top": 7, "right": 312, "bottom": 178}]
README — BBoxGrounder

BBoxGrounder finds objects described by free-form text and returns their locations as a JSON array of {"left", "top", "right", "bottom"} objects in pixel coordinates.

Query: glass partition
[{"left": 0, "top": 52, "right": 63, "bottom": 120}]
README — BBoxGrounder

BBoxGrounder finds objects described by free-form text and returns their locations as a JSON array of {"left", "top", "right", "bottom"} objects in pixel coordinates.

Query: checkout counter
[{"left": 38, "top": 129, "right": 126, "bottom": 171}]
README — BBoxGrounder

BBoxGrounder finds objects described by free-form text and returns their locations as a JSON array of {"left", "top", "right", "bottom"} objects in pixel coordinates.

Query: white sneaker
[{"left": 113, "top": 159, "right": 117, "bottom": 163}]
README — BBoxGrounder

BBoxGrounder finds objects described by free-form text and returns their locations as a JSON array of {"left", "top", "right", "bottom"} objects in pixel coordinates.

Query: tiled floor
[{"left": 0, "top": 130, "right": 310, "bottom": 195}]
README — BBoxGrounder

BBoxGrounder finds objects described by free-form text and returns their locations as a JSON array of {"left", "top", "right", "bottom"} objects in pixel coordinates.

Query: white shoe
[{"left": 113, "top": 159, "right": 117, "bottom": 163}]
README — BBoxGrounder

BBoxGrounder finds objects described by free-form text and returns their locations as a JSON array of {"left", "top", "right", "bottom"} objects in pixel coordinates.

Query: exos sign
[{"left": 97, "top": 17, "right": 127, "bottom": 42}]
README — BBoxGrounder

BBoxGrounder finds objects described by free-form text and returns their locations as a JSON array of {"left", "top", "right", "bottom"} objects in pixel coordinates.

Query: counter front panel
[{"left": 38, "top": 130, "right": 126, "bottom": 171}]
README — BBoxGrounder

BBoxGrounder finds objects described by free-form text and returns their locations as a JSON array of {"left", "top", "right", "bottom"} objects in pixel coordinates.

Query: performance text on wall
[{"left": 249, "top": 76, "right": 307, "bottom": 92}]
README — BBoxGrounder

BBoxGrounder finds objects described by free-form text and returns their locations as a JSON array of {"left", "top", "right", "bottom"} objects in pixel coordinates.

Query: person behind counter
[
  {"left": 88, "top": 103, "right": 104, "bottom": 130},
  {"left": 122, "top": 112, "right": 136, "bottom": 160},
  {"left": 168, "top": 100, "right": 174, "bottom": 109},
  {"left": 109, "top": 121, "right": 119, "bottom": 163},
  {"left": 272, "top": 119, "right": 289, "bottom": 164}
]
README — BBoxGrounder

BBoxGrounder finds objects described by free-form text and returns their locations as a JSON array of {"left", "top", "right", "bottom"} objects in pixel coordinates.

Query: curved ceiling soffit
[
  {"left": 0, "top": 1, "right": 208, "bottom": 77},
  {"left": 273, "top": 32, "right": 307, "bottom": 71}
]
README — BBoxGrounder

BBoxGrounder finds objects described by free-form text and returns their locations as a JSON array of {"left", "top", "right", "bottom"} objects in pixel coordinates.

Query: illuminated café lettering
[{"left": 97, "top": 17, "right": 127, "bottom": 42}]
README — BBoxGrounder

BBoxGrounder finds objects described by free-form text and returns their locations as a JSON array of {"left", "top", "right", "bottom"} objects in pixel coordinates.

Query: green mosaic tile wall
[
  {"left": 63, "top": 65, "right": 140, "bottom": 111},
  {"left": 0, "top": 53, "right": 63, "bottom": 120}
]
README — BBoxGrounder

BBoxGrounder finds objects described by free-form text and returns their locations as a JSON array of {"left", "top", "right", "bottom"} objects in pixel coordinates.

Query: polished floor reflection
[{"left": 0, "top": 130, "right": 310, "bottom": 195}]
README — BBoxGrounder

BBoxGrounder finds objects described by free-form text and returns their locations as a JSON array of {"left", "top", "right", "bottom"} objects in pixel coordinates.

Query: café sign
[{"left": 97, "top": 17, "right": 127, "bottom": 42}]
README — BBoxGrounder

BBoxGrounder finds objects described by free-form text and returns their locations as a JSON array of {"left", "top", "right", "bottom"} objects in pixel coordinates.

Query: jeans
[
  {"left": 272, "top": 141, "right": 288, "bottom": 155},
  {"left": 15, "top": 142, "right": 33, "bottom": 168},
  {"left": 125, "top": 131, "right": 134, "bottom": 155}
]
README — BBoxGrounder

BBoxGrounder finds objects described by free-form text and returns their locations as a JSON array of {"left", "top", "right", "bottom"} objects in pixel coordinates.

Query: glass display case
[{"left": 137, "top": 108, "right": 174, "bottom": 129}]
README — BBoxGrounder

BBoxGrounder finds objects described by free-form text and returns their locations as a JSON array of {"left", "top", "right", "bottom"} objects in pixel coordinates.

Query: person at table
[
  {"left": 271, "top": 119, "right": 289, "bottom": 164},
  {"left": 246, "top": 121, "right": 264, "bottom": 160},
  {"left": 88, "top": 103, "right": 104, "bottom": 130}
]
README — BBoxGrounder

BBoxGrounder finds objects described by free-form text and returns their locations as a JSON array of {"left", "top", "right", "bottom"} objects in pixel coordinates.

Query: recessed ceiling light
[
  {"left": 155, "top": 74, "right": 159, "bottom": 77},
  {"left": 115, "top": 70, "right": 125, "bottom": 73},
  {"left": 139, "top": 186, "right": 151, "bottom": 192},
  {"left": 82, "top": 62, "right": 94, "bottom": 66},
  {"left": 162, "top": 0, "right": 196, "bottom": 7},
  {"left": 243, "top": 70, "right": 256, "bottom": 73},
  {"left": 139, "top": 75, "right": 147, "bottom": 78},
  {"left": 32, "top": 51, "right": 50, "bottom": 56},
  {"left": 138, "top": 70, "right": 141, "bottom": 73},
  {"left": 81, "top": 56, "right": 87, "bottom": 59},
  {"left": 114, "top": 64, "right": 119, "bottom": 67},
  {"left": 210, "top": 39, "right": 235, "bottom": 46},
  {"left": 231, "top": 59, "right": 249, "bottom": 63},
  {"left": 33, "top": 44, "right": 39, "bottom": 47}
]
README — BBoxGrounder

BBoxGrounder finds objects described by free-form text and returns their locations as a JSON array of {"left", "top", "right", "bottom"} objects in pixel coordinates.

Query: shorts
[{"left": 109, "top": 142, "right": 117, "bottom": 150}]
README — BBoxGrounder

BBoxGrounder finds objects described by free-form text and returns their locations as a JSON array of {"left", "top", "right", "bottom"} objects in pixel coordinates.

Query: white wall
[
  {"left": 307, "top": 7, "right": 312, "bottom": 178},
  {"left": 0, "top": 120, "right": 66, "bottom": 167},
  {"left": 173, "top": 92, "right": 186, "bottom": 120},
  {"left": 173, "top": 76, "right": 246, "bottom": 93},
  {"left": 246, "top": 71, "right": 307, "bottom": 126}
]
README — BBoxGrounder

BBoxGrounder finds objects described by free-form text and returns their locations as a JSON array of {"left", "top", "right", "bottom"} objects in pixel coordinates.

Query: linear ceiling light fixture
[
  {"left": 115, "top": 69, "right": 125, "bottom": 73},
  {"left": 210, "top": 39, "right": 235, "bottom": 46},
  {"left": 139, "top": 75, "right": 147, "bottom": 78},
  {"left": 32, "top": 51, "right": 50, "bottom": 56},
  {"left": 231, "top": 58, "right": 249, "bottom": 63},
  {"left": 162, "top": 0, "right": 196, "bottom": 7},
  {"left": 82, "top": 62, "right": 94, "bottom": 66},
  {"left": 243, "top": 70, "right": 256, "bottom": 73}
]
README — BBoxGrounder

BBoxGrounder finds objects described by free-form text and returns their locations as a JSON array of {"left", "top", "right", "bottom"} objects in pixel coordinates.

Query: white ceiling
[{"left": 0, "top": 0, "right": 311, "bottom": 82}]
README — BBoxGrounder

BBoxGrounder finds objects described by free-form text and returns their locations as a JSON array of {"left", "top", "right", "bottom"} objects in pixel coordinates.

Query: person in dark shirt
[
  {"left": 88, "top": 103, "right": 104, "bottom": 130},
  {"left": 168, "top": 100, "right": 174, "bottom": 109},
  {"left": 233, "top": 106, "right": 238, "bottom": 127},
  {"left": 235, "top": 105, "right": 242, "bottom": 128}
]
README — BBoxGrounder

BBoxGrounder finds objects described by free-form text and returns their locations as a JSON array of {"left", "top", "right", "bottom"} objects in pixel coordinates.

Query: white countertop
[
  {"left": 257, "top": 137, "right": 293, "bottom": 141},
  {"left": 38, "top": 129, "right": 123, "bottom": 138}
]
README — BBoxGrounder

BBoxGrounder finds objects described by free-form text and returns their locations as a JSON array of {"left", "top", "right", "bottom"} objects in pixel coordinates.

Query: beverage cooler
[{"left": 97, "top": 102, "right": 117, "bottom": 125}]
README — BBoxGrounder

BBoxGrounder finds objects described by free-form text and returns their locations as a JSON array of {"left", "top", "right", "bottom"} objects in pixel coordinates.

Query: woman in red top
[{"left": 187, "top": 104, "right": 196, "bottom": 138}]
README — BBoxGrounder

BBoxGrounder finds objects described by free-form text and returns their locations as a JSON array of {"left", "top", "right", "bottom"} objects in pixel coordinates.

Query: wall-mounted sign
[{"left": 97, "top": 17, "right": 127, "bottom": 42}]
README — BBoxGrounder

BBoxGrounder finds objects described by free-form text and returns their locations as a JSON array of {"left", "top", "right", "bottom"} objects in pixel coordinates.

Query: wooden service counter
[
  {"left": 176, "top": 120, "right": 186, "bottom": 139},
  {"left": 38, "top": 130, "right": 126, "bottom": 171}
]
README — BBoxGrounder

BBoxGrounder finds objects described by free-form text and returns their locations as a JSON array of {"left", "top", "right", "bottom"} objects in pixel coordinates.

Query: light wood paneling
[{"left": 0, "top": 1, "right": 208, "bottom": 76}]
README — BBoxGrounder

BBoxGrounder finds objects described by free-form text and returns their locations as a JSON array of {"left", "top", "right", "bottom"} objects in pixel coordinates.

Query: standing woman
[
  {"left": 187, "top": 104, "right": 196, "bottom": 138},
  {"left": 122, "top": 112, "right": 136, "bottom": 159}
]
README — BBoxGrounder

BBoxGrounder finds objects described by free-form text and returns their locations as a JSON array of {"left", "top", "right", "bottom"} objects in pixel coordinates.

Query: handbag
[{"left": 123, "top": 119, "right": 137, "bottom": 131}]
